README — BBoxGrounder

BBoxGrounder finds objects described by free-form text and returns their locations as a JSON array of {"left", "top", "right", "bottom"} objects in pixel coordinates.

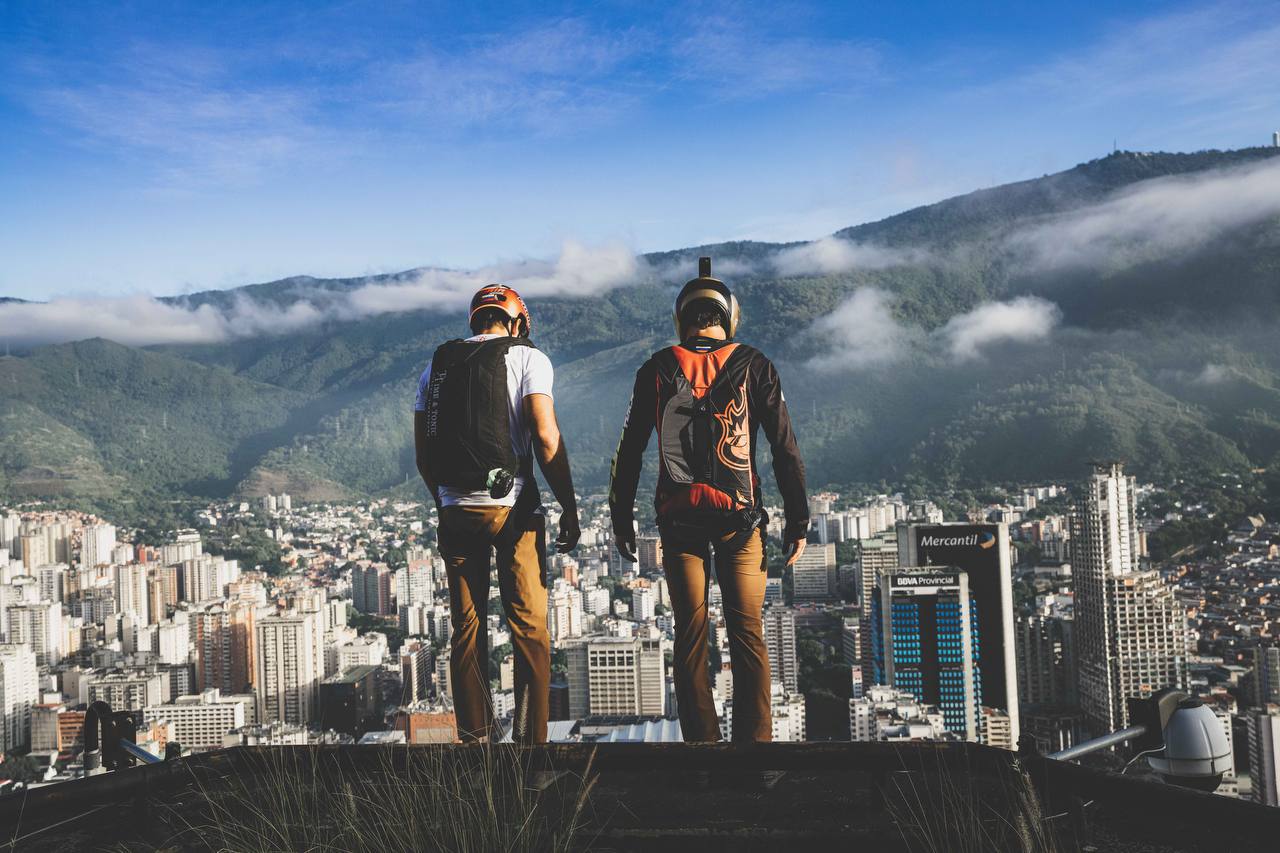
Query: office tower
[
  {"left": 1250, "top": 646, "right": 1280, "bottom": 707},
  {"left": 1015, "top": 613, "right": 1077, "bottom": 709},
  {"left": 637, "top": 536, "right": 663, "bottom": 572},
  {"left": 81, "top": 524, "right": 117, "bottom": 569},
  {"left": 873, "top": 568, "right": 979, "bottom": 739},
  {"left": 352, "top": 564, "right": 396, "bottom": 616},
  {"left": 115, "top": 563, "right": 150, "bottom": 624},
  {"left": 857, "top": 532, "right": 899, "bottom": 665},
  {"left": 566, "top": 637, "right": 666, "bottom": 718},
  {"left": 898, "top": 521, "right": 1018, "bottom": 744},
  {"left": 792, "top": 542, "right": 837, "bottom": 602},
  {"left": 146, "top": 689, "right": 247, "bottom": 751},
  {"left": 0, "top": 644, "right": 38, "bottom": 752},
  {"left": 255, "top": 611, "right": 322, "bottom": 725},
  {"left": 1073, "top": 463, "right": 1187, "bottom": 735},
  {"left": 6, "top": 601, "right": 63, "bottom": 665},
  {"left": 632, "top": 587, "right": 655, "bottom": 621},
  {"left": 1248, "top": 706, "right": 1280, "bottom": 806},
  {"left": 764, "top": 606, "right": 799, "bottom": 692},
  {"left": 194, "top": 602, "right": 256, "bottom": 694}
]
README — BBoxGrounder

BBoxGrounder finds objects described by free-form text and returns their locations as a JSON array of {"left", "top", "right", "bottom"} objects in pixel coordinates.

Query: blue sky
[{"left": 2, "top": 0, "right": 1278, "bottom": 300}]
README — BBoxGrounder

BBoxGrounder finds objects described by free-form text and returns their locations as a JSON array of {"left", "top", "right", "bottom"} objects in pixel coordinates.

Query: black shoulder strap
[
  {"left": 706, "top": 344, "right": 757, "bottom": 394},
  {"left": 652, "top": 347, "right": 682, "bottom": 384}
]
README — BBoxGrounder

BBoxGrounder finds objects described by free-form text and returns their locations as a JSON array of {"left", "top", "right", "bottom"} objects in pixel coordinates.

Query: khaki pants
[
  {"left": 662, "top": 528, "right": 771, "bottom": 742},
  {"left": 437, "top": 505, "right": 549, "bottom": 744}
]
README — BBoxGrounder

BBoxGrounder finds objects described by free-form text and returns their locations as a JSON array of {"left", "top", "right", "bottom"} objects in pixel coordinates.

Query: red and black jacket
[{"left": 609, "top": 336, "right": 809, "bottom": 543}]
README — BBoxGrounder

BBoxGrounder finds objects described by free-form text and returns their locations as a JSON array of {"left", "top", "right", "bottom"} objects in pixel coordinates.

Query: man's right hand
[
  {"left": 616, "top": 531, "right": 637, "bottom": 563},
  {"left": 785, "top": 538, "right": 807, "bottom": 566}
]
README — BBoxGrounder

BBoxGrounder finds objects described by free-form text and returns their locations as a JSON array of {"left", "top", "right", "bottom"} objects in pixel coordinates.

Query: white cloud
[
  {"left": 942, "top": 296, "right": 1061, "bottom": 361},
  {"left": 1008, "top": 155, "right": 1280, "bottom": 271},
  {"left": 1192, "top": 363, "right": 1232, "bottom": 385},
  {"left": 772, "top": 237, "right": 924, "bottom": 277},
  {"left": 0, "top": 242, "right": 641, "bottom": 348},
  {"left": 806, "top": 287, "right": 913, "bottom": 371}
]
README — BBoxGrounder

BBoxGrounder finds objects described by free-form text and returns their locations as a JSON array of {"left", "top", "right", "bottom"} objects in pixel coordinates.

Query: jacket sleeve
[
  {"left": 608, "top": 358, "right": 658, "bottom": 538},
  {"left": 751, "top": 353, "right": 810, "bottom": 542}
]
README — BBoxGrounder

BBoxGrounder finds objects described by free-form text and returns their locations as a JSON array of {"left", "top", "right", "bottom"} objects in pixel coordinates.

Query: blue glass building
[{"left": 871, "top": 568, "right": 981, "bottom": 738}]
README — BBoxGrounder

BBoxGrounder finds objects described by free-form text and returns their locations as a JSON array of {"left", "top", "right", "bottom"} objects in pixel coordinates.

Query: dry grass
[
  {"left": 126, "top": 743, "right": 597, "bottom": 853},
  {"left": 886, "top": 756, "right": 1062, "bottom": 853}
]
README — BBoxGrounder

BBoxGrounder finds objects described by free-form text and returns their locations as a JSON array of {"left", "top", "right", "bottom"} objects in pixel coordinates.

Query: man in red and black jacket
[{"left": 609, "top": 257, "right": 809, "bottom": 742}]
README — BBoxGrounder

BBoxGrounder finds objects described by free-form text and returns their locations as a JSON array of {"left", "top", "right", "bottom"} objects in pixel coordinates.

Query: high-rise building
[
  {"left": 873, "top": 568, "right": 979, "bottom": 739},
  {"left": 0, "top": 643, "right": 38, "bottom": 752},
  {"left": 857, "top": 532, "right": 899, "bottom": 664},
  {"left": 194, "top": 602, "right": 256, "bottom": 694},
  {"left": 146, "top": 688, "right": 247, "bottom": 751},
  {"left": 1073, "top": 463, "right": 1188, "bottom": 735},
  {"left": 6, "top": 601, "right": 63, "bottom": 665},
  {"left": 81, "top": 524, "right": 117, "bottom": 569},
  {"left": 764, "top": 606, "right": 798, "bottom": 693},
  {"left": 792, "top": 543, "right": 836, "bottom": 602},
  {"left": 631, "top": 587, "right": 655, "bottom": 622},
  {"left": 86, "top": 670, "right": 169, "bottom": 711},
  {"left": 352, "top": 564, "right": 396, "bottom": 616},
  {"left": 400, "top": 640, "right": 434, "bottom": 705},
  {"left": 115, "top": 563, "right": 150, "bottom": 624},
  {"left": 394, "top": 561, "right": 434, "bottom": 608},
  {"left": 37, "top": 563, "right": 67, "bottom": 604},
  {"left": 1250, "top": 646, "right": 1280, "bottom": 707},
  {"left": 255, "top": 611, "right": 322, "bottom": 725},
  {"left": 898, "top": 521, "right": 1019, "bottom": 746},
  {"left": 637, "top": 537, "right": 663, "bottom": 573},
  {"left": 1015, "top": 613, "right": 1076, "bottom": 709},
  {"left": 566, "top": 637, "right": 666, "bottom": 718},
  {"left": 1247, "top": 706, "right": 1280, "bottom": 806},
  {"left": 549, "top": 586, "right": 584, "bottom": 642}
]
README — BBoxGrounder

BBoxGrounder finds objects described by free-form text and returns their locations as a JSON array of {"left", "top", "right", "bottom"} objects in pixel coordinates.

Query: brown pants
[
  {"left": 663, "top": 528, "right": 771, "bottom": 742},
  {"left": 438, "top": 505, "right": 549, "bottom": 744}
]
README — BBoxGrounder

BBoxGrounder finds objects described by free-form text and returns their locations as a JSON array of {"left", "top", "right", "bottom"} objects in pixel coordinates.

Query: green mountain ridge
[{"left": 4, "top": 148, "right": 1280, "bottom": 505}]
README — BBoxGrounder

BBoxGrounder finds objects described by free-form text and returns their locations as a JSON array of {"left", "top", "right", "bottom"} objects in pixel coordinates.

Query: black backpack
[{"left": 420, "top": 337, "right": 534, "bottom": 491}]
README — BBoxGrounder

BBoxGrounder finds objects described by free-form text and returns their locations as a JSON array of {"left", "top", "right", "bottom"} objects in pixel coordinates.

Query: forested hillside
[{"left": 3, "top": 147, "right": 1280, "bottom": 506}]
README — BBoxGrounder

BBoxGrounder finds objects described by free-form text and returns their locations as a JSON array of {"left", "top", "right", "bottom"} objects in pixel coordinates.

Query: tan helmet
[{"left": 672, "top": 256, "right": 740, "bottom": 339}]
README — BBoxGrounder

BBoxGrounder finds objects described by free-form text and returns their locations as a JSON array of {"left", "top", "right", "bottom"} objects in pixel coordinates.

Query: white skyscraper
[
  {"left": 763, "top": 606, "right": 798, "bottom": 692},
  {"left": 115, "top": 563, "right": 150, "bottom": 624},
  {"left": 6, "top": 602, "right": 63, "bottom": 665},
  {"left": 1073, "top": 463, "right": 1188, "bottom": 735},
  {"left": 0, "top": 643, "right": 38, "bottom": 752},
  {"left": 37, "top": 563, "right": 68, "bottom": 603},
  {"left": 631, "top": 587, "right": 655, "bottom": 622},
  {"left": 255, "top": 611, "right": 322, "bottom": 725},
  {"left": 81, "top": 523, "right": 117, "bottom": 569}
]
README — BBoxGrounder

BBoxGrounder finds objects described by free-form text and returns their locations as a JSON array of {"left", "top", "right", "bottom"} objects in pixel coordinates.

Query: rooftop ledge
[{"left": 4, "top": 741, "right": 1277, "bottom": 852}]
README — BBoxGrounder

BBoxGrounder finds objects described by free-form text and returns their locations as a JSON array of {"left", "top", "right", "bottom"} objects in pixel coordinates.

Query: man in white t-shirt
[{"left": 413, "top": 284, "right": 579, "bottom": 744}]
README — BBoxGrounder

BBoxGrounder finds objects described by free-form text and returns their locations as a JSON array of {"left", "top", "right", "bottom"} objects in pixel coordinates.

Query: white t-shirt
[{"left": 415, "top": 334, "right": 554, "bottom": 507}]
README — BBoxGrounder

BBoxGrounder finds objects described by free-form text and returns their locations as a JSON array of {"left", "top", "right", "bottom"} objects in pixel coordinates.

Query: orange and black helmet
[
  {"left": 469, "top": 284, "right": 532, "bottom": 336},
  {"left": 673, "top": 256, "right": 740, "bottom": 339}
]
